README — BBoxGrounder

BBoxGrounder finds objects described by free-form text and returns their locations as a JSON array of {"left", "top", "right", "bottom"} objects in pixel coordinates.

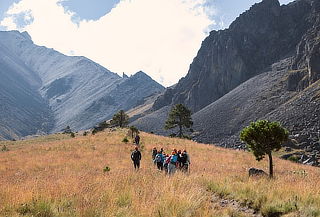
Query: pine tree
[
  {"left": 240, "top": 120, "right": 289, "bottom": 178},
  {"left": 111, "top": 110, "right": 129, "bottom": 128},
  {"left": 165, "top": 104, "right": 193, "bottom": 138}
]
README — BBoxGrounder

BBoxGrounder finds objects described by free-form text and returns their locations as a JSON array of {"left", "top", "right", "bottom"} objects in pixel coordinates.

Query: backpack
[
  {"left": 170, "top": 155, "right": 178, "bottom": 164},
  {"left": 180, "top": 154, "right": 187, "bottom": 164},
  {"left": 165, "top": 156, "right": 172, "bottom": 165},
  {"left": 155, "top": 154, "right": 162, "bottom": 163}
]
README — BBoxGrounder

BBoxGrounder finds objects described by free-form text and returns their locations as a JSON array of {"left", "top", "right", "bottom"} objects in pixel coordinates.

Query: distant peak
[
  {"left": 122, "top": 72, "right": 129, "bottom": 78},
  {"left": 133, "top": 71, "right": 149, "bottom": 78}
]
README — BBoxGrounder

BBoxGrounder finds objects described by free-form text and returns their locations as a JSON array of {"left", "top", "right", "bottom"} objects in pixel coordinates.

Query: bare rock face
[
  {"left": 288, "top": 0, "right": 320, "bottom": 90},
  {"left": 134, "top": 0, "right": 320, "bottom": 156},
  {"left": 153, "top": 0, "right": 314, "bottom": 113}
]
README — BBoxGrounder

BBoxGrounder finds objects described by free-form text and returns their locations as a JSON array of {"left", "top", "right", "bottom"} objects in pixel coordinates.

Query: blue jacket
[
  {"left": 155, "top": 153, "right": 164, "bottom": 163},
  {"left": 170, "top": 154, "right": 178, "bottom": 163}
]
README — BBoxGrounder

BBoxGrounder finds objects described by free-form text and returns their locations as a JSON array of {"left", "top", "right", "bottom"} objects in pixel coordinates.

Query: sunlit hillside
[{"left": 0, "top": 129, "right": 319, "bottom": 217}]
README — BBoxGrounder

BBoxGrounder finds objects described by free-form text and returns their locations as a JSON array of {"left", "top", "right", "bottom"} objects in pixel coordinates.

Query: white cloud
[{"left": 0, "top": 0, "right": 213, "bottom": 86}]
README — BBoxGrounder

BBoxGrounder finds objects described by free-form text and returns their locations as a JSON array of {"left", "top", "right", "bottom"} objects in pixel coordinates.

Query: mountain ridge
[{"left": 0, "top": 30, "right": 164, "bottom": 139}]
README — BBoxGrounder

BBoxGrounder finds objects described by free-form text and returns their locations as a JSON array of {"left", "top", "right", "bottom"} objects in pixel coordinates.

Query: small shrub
[
  {"left": 116, "top": 193, "right": 132, "bottom": 207},
  {"left": 288, "top": 155, "right": 299, "bottom": 163},
  {"left": 1, "top": 145, "right": 9, "bottom": 152},
  {"left": 92, "top": 129, "right": 97, "bottom": 135},
  {"left": 16, "top": 200, "right": 55, "bottom": 217},
  {"left": 182, "top": 135, "right": 192, "bottom": 140},
  {"left": 169, "top": 133, "right": 176, "bottom": 138},
  {"left": 103, "top": 166, "right": 111, "bottom": 173},
  {"left": 70, "top": 132, "right": 75, "bottom": 138},
  {"left": 83, "top": 131, "right": 88, "bottom": 136},
  {"left": 122, "top": 137, "right": 129, "bottom": 143}
]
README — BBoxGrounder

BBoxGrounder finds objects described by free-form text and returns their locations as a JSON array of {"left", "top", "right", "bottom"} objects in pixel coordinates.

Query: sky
[{"left": 0, "top": 0, "right": 294, "bottom": 86}]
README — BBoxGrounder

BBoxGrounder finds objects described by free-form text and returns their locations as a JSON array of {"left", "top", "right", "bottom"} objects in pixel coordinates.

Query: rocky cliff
[
  {"left": 132, "top": 0, "right": 320, "bottom": 159},
  {"left": 153, "top": 0, "right": 314, "bottom": 113}
]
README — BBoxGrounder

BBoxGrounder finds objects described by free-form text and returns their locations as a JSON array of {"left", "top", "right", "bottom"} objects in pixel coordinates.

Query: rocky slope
[
  {"left": 132, "top": 0, "right": 320, "bottom": 157},
  {"left": 0, "top": 44, "right": 53, "bottom": 139},
  {"left": 0, "top": 31, "right": 164, "bottom": 139}
]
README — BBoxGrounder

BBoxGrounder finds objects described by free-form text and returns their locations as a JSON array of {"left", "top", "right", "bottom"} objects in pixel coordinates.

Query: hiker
[
  {"left": 134, "top": 134, "right": 140, "bottom": 145},
  {"left": 163, "top": 154, "right": 170, "bottom": 174},
  {"left": 152, "top": 147, "right": 157, "bottom": 164},
  {"left": 177, "top": 150, "right": 182, "bottom": 169},
  {"left": 131, "top": 146, "right": 142, "bottom": 170},
  {"left": 154, "top": 151, "right": 164, "bottom": 170},
  {"left": 168, "top": 151, "right": 178, "bottom": 175},
  {"left": 180, "top": 150, "right": 191, "bottom": 173},
  {"left": 160, "top": 147, "right": 164, "bottom": 154}
]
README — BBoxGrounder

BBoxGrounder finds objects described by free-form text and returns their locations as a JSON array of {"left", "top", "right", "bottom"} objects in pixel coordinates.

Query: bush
[
  {"left": 288, "top": 155, "right": 299, "bottom": 163},
  {"left": 70, "top": 132, "right": 75, "bottom": 138},
  {"left": 1, "top": 145, "right": 9, "bottom": 152},
  {"left": 122, "top": 137, "right": 129, "bottom": 143},
  {"left": 182, "top": 135, "right": 192, "bottom": 140},
  {"left": 83, "top": 131, "right": 88, "bottom": 136},
  {"left": 92, "top": 129, "right": 97, "bottom": 135},
  {"left": 169, "top": 133, "right": 176, "bottom": 138},
  {"left": 17, "top": 200, "right": 55, "bottom": 217},
  {"left": 103, "top": 166, "right": 111, "bottom": 173}
]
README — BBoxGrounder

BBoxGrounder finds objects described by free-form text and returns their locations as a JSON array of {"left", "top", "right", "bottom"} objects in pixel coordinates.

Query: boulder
[{"left": 248, "top": 168, "right": 267, "bottom": 177}]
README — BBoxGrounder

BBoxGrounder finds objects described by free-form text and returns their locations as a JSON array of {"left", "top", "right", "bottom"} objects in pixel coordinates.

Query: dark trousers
[
  {"left": 133, "top": 160, "right": 140, "bottom": 169},
  {"left": 157, "top": 162, "right": 163, "bottom": 170}
]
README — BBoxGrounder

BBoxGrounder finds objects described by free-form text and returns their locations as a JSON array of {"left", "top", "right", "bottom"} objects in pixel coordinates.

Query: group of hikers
[
  {"left": 152, "top": 147, "right": 191, "bottom": 175},
  {"left": 130, "top": 143, "right": 191, "bottom": 175}
]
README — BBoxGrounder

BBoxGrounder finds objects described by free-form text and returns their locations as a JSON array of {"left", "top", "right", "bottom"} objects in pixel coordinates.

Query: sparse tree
[
  {"left": 70, "top": 132, "right": 75, "bottom": 138},
  {"left": 165, "top": 104, "right": 193, "bottom": 138},
  {"left": 240, "top": 120, "right": 289, "bottom": 178},
  {"left": 111, "top": 110, "right": 129, "bottom": 128},
  {"left": 129, "top": 126, "right": 139, "bottom": 138},
  {"left": 63, "top": 126, "right": 72, "bottom": 134}
]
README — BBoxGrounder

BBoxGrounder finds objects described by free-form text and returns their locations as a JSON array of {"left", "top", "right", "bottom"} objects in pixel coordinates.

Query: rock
[
  {"left": 285, "top": 147, "right": 293, "bottom": 152},
  {"left": 248, "top": 168, "right": 267, "bottom": 177}
]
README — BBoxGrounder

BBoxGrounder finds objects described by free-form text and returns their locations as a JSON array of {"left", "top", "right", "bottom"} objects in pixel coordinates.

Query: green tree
[
  {"left": 129, "top": 126, "right": 139, "bottom": 138},
  {"left": 240, "top": 120, "right": 289, "bottom": 178},
  {"left": 165, "top": 104, "right": 193, "bottom": 138},
  {"left": 111, "top": 110, "right": 129, "bottom": 128}
]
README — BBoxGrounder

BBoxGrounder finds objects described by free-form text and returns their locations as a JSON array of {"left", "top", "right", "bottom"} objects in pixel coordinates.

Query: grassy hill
[{"left": 0, "top": 130, "right": 319, "bottom": 217}]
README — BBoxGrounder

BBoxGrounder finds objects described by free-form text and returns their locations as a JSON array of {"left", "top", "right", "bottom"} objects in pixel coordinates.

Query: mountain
[
  {"left": 132, "top": 0, "right": 320, "bottom": 152},
  {"left": 153, "top": 0, "right": 314, "bottom": 113},
  {"left": 0, "top": 41, "right": 53, "bottom": 139},
  {"left": 0, "top": 31, "right": 164, "bottom": 139}
]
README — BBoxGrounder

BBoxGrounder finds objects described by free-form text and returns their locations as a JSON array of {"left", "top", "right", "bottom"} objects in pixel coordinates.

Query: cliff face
[
  {"left": 153, "top": 0, "right": 314, "bottom": 112},
  {"left": 288, "top": 0, "right": 320, "bottom": 90},
  {"left": 133, "top": 0, "right": 320, "bottom": 156}
]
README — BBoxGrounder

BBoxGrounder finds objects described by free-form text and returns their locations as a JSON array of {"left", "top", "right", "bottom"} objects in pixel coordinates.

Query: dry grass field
[{"left": 0, "top": 129, "right": 320, "bottom": 217}]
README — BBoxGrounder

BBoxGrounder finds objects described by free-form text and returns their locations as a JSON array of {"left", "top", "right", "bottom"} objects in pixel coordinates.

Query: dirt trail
[{"left": 211, "top": 195, "right": 263, "bottom": 217}]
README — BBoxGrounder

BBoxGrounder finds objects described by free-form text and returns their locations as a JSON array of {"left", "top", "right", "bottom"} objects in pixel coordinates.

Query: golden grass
[{"left": 0, "top": 130, "right": 320, "bottom": 217}]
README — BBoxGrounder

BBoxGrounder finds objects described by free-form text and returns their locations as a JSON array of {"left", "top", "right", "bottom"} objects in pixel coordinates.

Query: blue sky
[
  {"left": 0, "top": 0, "right": 294, "bottom": 29},
  {"left": 0, "top": 0, "right": 294, "bottom": 86}
]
